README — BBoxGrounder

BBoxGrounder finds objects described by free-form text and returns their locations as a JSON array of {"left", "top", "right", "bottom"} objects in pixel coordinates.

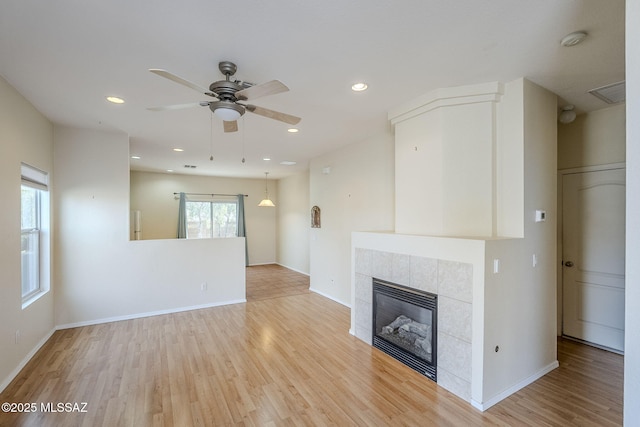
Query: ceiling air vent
[
  {"left": 588, "top": 81, "right": 626, "bottom": 104},
  {"left": 183, "top": 165, "right": 197, "bottom": 169}
]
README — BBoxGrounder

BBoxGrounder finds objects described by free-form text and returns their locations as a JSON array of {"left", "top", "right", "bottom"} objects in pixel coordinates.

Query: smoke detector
[{"left": 561, "top": 31, "right": 588, "bottom": 47}]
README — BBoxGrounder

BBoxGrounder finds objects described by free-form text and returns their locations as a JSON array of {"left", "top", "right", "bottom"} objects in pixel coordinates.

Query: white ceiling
[{"left": 0, "top": 0, "right": 625, "bottom": 179}]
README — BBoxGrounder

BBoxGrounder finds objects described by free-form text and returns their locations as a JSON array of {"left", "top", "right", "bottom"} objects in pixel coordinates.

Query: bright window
[
  {"left": 21, "top": 186, "right": 40, "bottom": 299},
  {"left": 20, "top": 163, "right": 49, "bottom": 304},
  {"left": 186, "top": 200, "right": 238, "bottom": 238}
]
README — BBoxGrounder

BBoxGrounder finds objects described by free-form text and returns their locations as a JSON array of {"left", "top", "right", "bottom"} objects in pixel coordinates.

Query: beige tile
[
  {"left": 437, "top": 368, "right": 471, "bottom": 403},
  {"left": 438, "top": 296, "right": 472, "bottom": 342},
  {"left": 437, "top": 331, "right": 472, "bottom": 382},
  {"left": 437, "top": 260, "right": 473, "bottom": 303},
  {"left": 355, "top": 273, "right": 372, "bottom": 303},
  {"left": 410, "top": 256, "right": 438, "bottom": 293},
  {"left": 354, "top": 248, "right": 373, "bottom": 275}
]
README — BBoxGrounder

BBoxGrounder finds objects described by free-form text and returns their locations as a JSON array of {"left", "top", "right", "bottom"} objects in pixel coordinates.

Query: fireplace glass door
[{"left": 372, "top": 279, "right": 437, "bottom": 380}]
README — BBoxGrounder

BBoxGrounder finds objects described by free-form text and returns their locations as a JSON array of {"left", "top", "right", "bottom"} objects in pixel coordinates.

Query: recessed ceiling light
[
  {"left": 560, "top": 31, "right": 588, "bottom": 47},
  {"left": 263, "top": 157, "right": 271, "bottom": 161},
  {"left": 106, "top": 96, "right": 125, "bottom": 104},
  {"left": 351, "top": 82, "right": 368, "bottom": 92},
  {"left": 166, "top": 169, "right": 174, "bottom": 173},
  {"left": 131, "top": 155, "right": 141, "bottom": 160},
  {"left": 287, "top": 128, "right": 299, "bottom": 133},
  {"left": 173, "top": 148, "right": 184, "bottom": 152}
]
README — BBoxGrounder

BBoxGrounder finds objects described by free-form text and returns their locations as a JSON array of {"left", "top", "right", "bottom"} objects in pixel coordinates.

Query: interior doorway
[{"left": 561, "top": 166, "right": 626, "bottom": 352}]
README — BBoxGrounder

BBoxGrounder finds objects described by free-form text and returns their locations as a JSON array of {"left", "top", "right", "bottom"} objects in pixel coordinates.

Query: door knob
[{"left": 564, "top": 261, "right": 574, "bottom": 267}]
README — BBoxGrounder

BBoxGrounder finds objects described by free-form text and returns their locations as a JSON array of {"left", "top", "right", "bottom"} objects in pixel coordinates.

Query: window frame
[
  {"left": 21, "top": 186, "right": 41, "bottom": 301},
  {"left": 20, "top": 163, "right": 49, "bottom": 307},
  {"left": 185, "top": 197, "right": 239, "bottom": 239}
]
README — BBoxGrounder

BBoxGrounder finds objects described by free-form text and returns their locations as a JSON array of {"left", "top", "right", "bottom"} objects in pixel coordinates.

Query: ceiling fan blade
[
  {"left": 149, "top": 69, "right": 217, "bottom": 97},
  {"left": 223, "top": 121, "right": 238, "bottom": 133},
  {"left": 245, "top": 104, "right": 301, "bottom": 125},
  {"left": 235, "top": 80, "right": 289, "bottom": 101},
  {"left": 147, "top": 102, "right": 207, "bottom": 111}
]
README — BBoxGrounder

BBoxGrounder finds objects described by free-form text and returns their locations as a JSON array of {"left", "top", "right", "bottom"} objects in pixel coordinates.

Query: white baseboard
[
  {"left": 56, "top": 299, "right": 247, "bottom": 330},
  {"left": 0, "top": 328, "right": 56, "bottom": 394},
  {"left": 309, "top": 287, "right": 351, "bottom": 308},
  {"left": 276, "top": 263, "right": 310, "bottom": 276},
  {"left": 471, "top": 360, "right": 560, "bottom": 411}
]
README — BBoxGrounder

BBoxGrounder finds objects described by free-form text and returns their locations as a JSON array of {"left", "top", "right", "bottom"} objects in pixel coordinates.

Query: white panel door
[{"left": 562, "top": 168, "right": 625, "bottom": 352}]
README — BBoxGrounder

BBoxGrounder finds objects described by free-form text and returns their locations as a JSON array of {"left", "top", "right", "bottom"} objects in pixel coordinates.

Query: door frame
[{"left": 557, "top": 162, "right": 626, "bottom": 339}]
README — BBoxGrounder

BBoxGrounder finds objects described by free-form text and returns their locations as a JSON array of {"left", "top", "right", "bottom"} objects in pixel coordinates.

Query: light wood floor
[
  {"left": 0, "top": 265, "right": 623, "bottom": 426},
  {"left": 246, "top": 264, "right": 310, "bottom": 302}
]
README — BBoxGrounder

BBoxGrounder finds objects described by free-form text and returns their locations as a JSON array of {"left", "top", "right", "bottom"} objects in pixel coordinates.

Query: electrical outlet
[
  {"left": 533, "top": 254, "right": 538, "bottom": 267},
  {"left": 201, "top": 282, "right": 207, "bottom": 291},
  {"left": 15, "top": 330, "right": 20, "bottom": 344}
]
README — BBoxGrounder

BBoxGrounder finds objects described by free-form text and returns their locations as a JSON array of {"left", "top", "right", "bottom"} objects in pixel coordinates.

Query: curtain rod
[{"left": 174, "top": 192, "right": 248, "bottom": 197}]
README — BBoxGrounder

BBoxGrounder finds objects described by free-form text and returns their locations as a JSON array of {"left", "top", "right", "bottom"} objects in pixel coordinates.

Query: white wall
[
  {"left": 558, "top": 103, "right": 626, "bottom": 170},
  {"left": 625, "top": 0, "right": 640, "bottom": 423},
  {"left": 276, "top": 171, "right": 310, "bottom": 274},
  {"left": 309, "top": 131, "right": 395, "bottom": 305},
  {"left": 392, "top": 83, "right": 501, "bottom": 237},
  {"left": 496, "top": 79, "right": 525, "bottom": 237},
  {"left": 130, "top": 170, "right": 277, "bottom": 265},
  {"left": 482, "top": 79, "right": 558, "bottom": 408},
  {"left": 556, "top": 104, "right": 626, "bottom": 335},
  {"left": 54, "top": 127, "right": 246, "bottom": 327},
  {"left": 391, "top": 81, "right": 529, "bottom": 239},
  {"left": 0, "top": 76, "right": 55, "bottom": 391},
  {"left": 386, "top": 78, "right": 558, "bottom": 409}
]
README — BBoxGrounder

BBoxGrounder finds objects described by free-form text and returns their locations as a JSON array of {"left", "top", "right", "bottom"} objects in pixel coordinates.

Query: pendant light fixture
[{"left": 258, "top": 172, "right": 275, "bottom": 207}]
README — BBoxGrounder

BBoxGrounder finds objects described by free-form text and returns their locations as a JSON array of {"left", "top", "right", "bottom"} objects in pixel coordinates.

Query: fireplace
[{"left": 372, "top": 278, "right": 437, "bottom": 381}]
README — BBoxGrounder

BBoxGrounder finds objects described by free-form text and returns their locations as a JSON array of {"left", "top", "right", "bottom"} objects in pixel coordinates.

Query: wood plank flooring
[
  {"left": 0, "top": 265, "right": 623, "bottom": 426},
  {"left": 246, "top": 264, "right": 310, "bottom": 302}
]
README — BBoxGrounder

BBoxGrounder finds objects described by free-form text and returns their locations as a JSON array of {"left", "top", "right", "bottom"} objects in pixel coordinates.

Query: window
[
  {"left": 186, "top": 200, "right": 238, "bottom": 238},
  {"left": 21, "top": 186, "right": 40, "bottom": 299},
  {"left": 20, "top": 163, "right": 49, "bottom": 305}
]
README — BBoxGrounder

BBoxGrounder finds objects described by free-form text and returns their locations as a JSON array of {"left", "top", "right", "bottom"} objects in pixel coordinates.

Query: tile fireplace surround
[{"left": 353, "top": 245, "right": 473, "bottom": 402}]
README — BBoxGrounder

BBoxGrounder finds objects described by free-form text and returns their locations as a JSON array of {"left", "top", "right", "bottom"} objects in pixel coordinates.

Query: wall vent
[
  {"left": 183, "top": 165, "right": 197, "bottom": 169},
  {"left": 588, "top": 81, "right": 626, "bottom": 104}
]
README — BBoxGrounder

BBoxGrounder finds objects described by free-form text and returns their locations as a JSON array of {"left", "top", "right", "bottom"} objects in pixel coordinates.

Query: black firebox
[{"left": 372, "top": 278, "right": 437, "bottom": 381}]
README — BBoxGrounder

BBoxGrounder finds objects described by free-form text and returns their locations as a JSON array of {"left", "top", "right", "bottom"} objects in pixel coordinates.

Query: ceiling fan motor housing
[
  {"left": 208, "top": 80, "right": 246, "bottom": 117},
  {"left": 218, "top": 61, "right": 237, "bottom": 77},
  {"left": 209, "top": 80, "right": 242, "bottom": 100}
]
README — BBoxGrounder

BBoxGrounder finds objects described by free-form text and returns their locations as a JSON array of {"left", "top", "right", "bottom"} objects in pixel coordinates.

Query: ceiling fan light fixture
[
  {"left": 214, "top": 107, "right": 241, "bottom": 121},
  {"left": 210, "top": 101, "right": 244, "bottom": 121}
]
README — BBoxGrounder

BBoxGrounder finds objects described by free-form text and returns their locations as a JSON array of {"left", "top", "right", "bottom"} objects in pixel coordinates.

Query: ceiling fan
[{"left": 148, "top": 61, "right": 301, "bottom": 132}]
